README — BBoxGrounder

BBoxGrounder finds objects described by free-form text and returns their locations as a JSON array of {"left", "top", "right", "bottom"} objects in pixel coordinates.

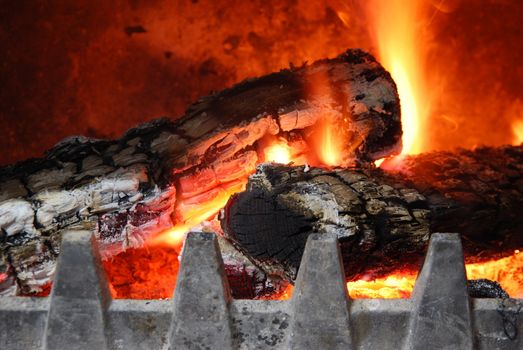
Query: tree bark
[
  {"left": 0, "top": 49, "right": 401, "bottom": 295},
  {"left": 221, "top": 145, "right": 523, "bottom": 282}
]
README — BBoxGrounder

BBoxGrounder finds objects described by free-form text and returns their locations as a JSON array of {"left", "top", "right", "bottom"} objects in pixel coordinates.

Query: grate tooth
[
  {"left": 288, "top": 233, "right": 353, "bottom": 349},
  {"left": 405, "top": 233, "right": 473, "bottom": 350},
  {"left": 44, "top": 230, "right": 111, "bottom": 350},
  {"left": 168, "top": 231, "right": 234, "bottom": 349}
]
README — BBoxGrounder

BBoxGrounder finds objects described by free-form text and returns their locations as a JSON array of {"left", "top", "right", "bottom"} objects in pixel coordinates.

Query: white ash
[{"left": 0, "top": 199, "right": 38, "bottom": 238}]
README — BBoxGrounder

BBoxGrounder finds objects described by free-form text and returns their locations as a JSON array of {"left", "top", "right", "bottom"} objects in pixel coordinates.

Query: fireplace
[{"left": 1, "top": 1, "right": 523, "bottom": 349}]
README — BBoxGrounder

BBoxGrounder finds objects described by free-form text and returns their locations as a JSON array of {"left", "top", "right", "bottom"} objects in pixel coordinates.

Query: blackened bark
[{"left": 221, "top": 145, "right": 523, "bottom": 282}]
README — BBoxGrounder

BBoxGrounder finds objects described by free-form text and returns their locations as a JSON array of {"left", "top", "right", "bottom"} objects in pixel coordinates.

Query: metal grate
[{"left": 0, "top": 231, "right": 521, "bottom": 349}]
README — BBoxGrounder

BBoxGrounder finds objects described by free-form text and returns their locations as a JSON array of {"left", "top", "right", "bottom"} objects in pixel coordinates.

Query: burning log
[
  {"left": 0, "top": 49, "right": 401, "bottom": 295},
  {"left": 221, "top": 145, "right": 523, "bottom": 282}
]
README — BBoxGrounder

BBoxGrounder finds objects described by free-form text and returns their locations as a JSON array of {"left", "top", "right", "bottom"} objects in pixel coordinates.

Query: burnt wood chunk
[
  {"left": 221, "top": 145, "right": 523, "bottom": 282},
  {"left": 0, "top": 49, "right": 401, "bottom": 295}
]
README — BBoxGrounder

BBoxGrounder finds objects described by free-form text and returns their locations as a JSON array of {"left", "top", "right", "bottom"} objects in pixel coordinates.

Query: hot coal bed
[{"left": 0, "top": 49, "right": 522, "bottom": 349}]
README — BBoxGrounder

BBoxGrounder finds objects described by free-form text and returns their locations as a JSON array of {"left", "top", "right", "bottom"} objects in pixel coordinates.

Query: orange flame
[
  {"left": 466, "top": 250, "right": 523, "bottom": 299},
  {"left": 150, "top": 137, "right": 308, "bottom": 249},
  {"left": 150, "top": 182, "right": 247, "bottom": 248},
  {"left": 317, "top": 118, "right": 343, "bottom": 167},
  {"left": 513, "top": 120, "right": 523, "bottom": 145},
  {"left": 365, "top": 0, "right": 430, "bottom": 157}
]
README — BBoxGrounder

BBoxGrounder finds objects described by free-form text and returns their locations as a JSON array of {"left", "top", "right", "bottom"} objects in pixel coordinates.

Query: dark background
[{"left": 1, "top": 0, "right": 521, "bottom": 165}]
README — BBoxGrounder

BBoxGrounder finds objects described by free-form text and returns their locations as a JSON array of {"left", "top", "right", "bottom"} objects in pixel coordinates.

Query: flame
[
  {"left": 364, "top": 0, "right": 430, "bottom": 157},
  {"left": 317, "top": 118, "right": 343, "bottom": 167},
  {"left": 337, "top": 10, "right": 350, "bottom": 27},
  {"left": 264, "top": 139, "right": 292, "bottom": 164},
  {"left": 150, "top": 181, "right": 247, "bottom": 248},
  {"left": 265, "top": 272, "right": 418, "bottom": 300},
  {"left": 374, "top": 158, "right": 385, "bottom": 167},
  {"left": 513, "top": 120, "right": 523, "bottom": 145}
]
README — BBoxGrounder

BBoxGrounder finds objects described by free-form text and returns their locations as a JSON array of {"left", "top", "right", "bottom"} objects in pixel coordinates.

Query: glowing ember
[
  {"left": 341, "top": 250, "right": 523, "bottom": 299},
  {"left": 150, "top": 182, "right": 248, "bottom": 248},
  {"left": 104, "top": 136, "right": 523, "bottom": 300},
  {"left": 279, "top": 283, "right": 294, "bottom": 300},
  {"left": 466, "top": 250, "right": 523, "bottom": 299},
  {"left": 103, "top": 244, "right": 180, "bottom": 299},
  {"left": 259, "top": 283, "right": 294, "bottom": 301},
  {"left": 264, "top": 139, "right": 292, "bottom": 164},
  {"left": 247, "top": 249, "right": 523, "bottom": 302}
]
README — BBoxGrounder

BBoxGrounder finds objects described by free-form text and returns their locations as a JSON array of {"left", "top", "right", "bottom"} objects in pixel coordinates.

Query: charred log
[
  {"left": 468, "top": 279, "right": 509, "bottom": 299},
  {"left": 0, "top": 49, "right": 401, "bottom": 294},
  {"left": 221, "top": 145, "right": 523, "bottom": 282}
]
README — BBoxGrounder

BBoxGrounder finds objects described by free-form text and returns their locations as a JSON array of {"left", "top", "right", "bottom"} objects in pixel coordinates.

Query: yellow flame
[
  {"left": 366, "top": 0, "right": 429, "bottom": 155},
  {"left": 374, "top": 158, "right": 385, "bottom": 167},
  {"left": 264, "top": 140, "right": 292, "bottom": 164},
  {"left": 149, "top": 225, "right": 188, "bottom": 249}
]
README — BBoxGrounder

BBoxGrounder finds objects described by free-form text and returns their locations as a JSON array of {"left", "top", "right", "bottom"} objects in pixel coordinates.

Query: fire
[
  {"left": 264, "top": 139, "right": 292, "bottom": 164},
  {"left": 104, "top": 126, "right": 523, "bottom": 300},
  {"left": 374, "top": 158, "right": 385, "bottom": 167},
  {"left": 365, "top": 0, "right": 429, "bottom": 157},
  {"left": 347, "top": 271, "right": 417, "bottom": 299},
  {"left": 316, "top": 118, "right": 343, "bottom": 167},
  {"left": 148, "top": 135, "right": 312, "bottom": 251},
  {"left": 103, "top": 244, "right": 180, "bottom": 299},
  {"left": 102, "top": 3, "right": 523, "bottom": 301},
  {"left": 342, "top": 250, "right": 523, "bottom": 299},
  {"left": 466, "top": 250, "right": 523, "bottom": 299},
  {"left": 265, "top": 272, "right": 418, "bottom": 300},
  {"left": 260, "top": 282, "right": 294, "bottom": 301},
  {"left": 103, "top": 248, "right": 523, "bottom": 300},
  {"left": 150, "top": 182, "right": 248, "bottom": 248},
  {"left": 513, "top": 120, "right": 523, "bottom": 145},
  {"left": 148, "top": 137, "right": 306, "bottom": 250}
]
